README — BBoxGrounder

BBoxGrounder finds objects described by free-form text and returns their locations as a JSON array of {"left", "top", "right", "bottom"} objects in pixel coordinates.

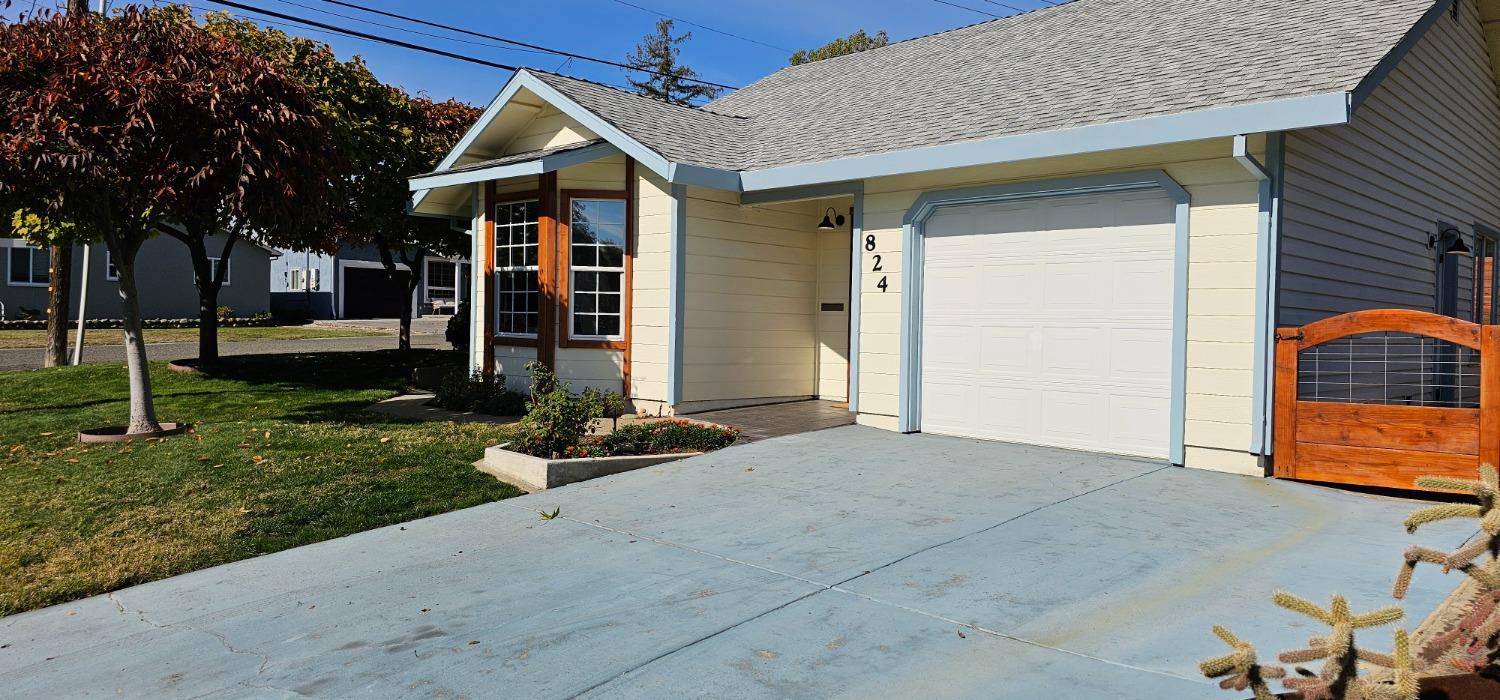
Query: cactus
[
  {"left": 1270, "top": 593, "right": 1406, "bottom": 700},
  {"left": 1199, "top": 625, "right": 1285, "bottom": 700},
  {"left": 1392, "top": 465, "right": 1500, "bottom": 600}
]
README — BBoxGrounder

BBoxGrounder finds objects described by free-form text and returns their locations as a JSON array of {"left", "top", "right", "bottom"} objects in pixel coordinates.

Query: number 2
[{"left": 872, "top": 254, "right": 883, "bottom": 272}]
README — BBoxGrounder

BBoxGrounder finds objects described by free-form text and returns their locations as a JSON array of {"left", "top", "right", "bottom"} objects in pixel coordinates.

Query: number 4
[{"left": 877, "top": 276, "right": 888, "bottom": 292}]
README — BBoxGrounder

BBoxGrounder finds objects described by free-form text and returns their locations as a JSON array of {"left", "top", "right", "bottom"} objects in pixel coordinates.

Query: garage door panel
[{"left": 921, "top": 190, "right": 1174, "bottom": 459}]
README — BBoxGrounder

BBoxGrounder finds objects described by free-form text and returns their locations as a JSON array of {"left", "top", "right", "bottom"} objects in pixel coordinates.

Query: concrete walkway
[{"left": 0, "top": 427, "right": 1473, "bottom": 698}]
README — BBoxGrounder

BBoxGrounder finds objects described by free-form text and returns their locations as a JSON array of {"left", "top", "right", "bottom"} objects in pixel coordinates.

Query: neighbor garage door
[
  {"left": 342, "top": 266, "right": 409, "bottom": 319},
  {"left": 919, "top": 190, "right": 1176, "bottom": 459}
]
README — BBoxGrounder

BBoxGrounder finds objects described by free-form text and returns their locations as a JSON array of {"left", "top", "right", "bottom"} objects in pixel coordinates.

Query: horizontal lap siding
[
  {"left": 1280, "top": 1, "right": 1500, "bottom": 326},
  {"left": 858, "top": 139, "right": 1262, "bottom": 473},
  {"left": 504, "top": 104, "right": 598, "bottom": 154},
  {"left": 632, "top": 171, "right": 672, "bottom": 402},
  {"left": 682, "top": 189, "right": 821, "bottom": 402}
]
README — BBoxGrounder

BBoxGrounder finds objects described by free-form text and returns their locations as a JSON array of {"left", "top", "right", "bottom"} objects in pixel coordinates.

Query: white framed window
[
  {"left": 425, "top": 258, "right": 458, "bottom": 306},
  {"left": 105, "top": 250, "right": 119, "bottom": 281},
  {"left": 566, "top": 197, "right": 627, "bottom": 341},
  {"left": 7, "top": 243, "right": 49, "bottom": 287},
  {"left": 287, "top": 268, "right": 304, "bottom": 290},
  {"left": 494, "top": 199, "right": 540, "bottom": 337},
  {"left": 209, "top": 256, "right": 230, "bottom": 286}
]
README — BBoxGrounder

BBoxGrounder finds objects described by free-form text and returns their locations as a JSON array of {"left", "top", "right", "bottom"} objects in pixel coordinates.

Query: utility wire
[
  {"left": 607, "top": 0, "right": 792, "bottom": 53},
  {"left": 978, "top": 0, "right": 1029, "bottom": 11},
  {"left": 932, "top": 0, "right": 1002, "bottom": 18},
  {"left": 314, "top": 0, "right": 737, "bottom": 90},
  {"left": 202, "top": 0, "right": 521, "bottom": 70},
  {"left": 271, "top": 0, "right": 552, "bottom": 56}
]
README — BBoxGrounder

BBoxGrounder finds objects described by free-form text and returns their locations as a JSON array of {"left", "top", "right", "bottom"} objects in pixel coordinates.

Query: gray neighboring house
[
  {"left": 270, "top": 243, "right": 469, "bottom": 320},
  {"left": 2, "top": 228, "right": 275, "bottom": 320}
]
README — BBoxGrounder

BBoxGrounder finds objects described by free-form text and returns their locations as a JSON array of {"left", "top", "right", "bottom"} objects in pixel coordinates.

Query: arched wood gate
[{"left": 1274, "top": 309, "right": 1500, "bottom": 490}]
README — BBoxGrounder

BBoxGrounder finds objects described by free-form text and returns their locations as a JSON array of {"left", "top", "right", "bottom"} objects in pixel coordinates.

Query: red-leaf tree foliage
[{"left": 0, "top": 7, "right": 332, "bottom": 433}]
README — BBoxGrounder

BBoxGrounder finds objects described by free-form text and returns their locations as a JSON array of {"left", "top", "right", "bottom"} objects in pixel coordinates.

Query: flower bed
[{"left": 570, "top": 419, "right": 740, "bottom": 459}]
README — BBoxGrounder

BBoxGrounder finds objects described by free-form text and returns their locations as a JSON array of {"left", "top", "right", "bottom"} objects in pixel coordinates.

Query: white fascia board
[
  {"left": 738, "top": 91, "right": 1352, "bottom": 192},
  {"left": 408, "top": 141, "right": 620, "bottom": 192},
  {"left": 514, "top": 71, "right": 673, "bottom": 179}
]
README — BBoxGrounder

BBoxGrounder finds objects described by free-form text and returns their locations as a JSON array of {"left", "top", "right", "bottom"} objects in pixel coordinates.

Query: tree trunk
[
  {"left": 43, "top": 244, "right": 72, "bottom": 368},
  {"left": 66, "top": 0, "right": 89, "bottom": 15},
  {"left": 197, "top": 285, "right": 221, "bottom": 364},
  {"left": 110, "top": 237, "right": 162, "bottom": 435},
  {"left": 179, "top": 230, "right": 234, "bottom": 364},
  {"left": 379, "top": 245, "right": 419, "bottom": 352}
]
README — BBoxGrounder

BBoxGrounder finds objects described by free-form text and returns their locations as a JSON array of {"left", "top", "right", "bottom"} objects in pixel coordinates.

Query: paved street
[
  {"left": 0, "top": 318, "right": 450, "bottom": 371},
  {"left": 0, "top": 427, "right": 1466, "bottom": 698}
]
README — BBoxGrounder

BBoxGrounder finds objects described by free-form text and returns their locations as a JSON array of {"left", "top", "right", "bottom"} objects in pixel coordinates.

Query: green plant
[
  {"left": 514, "top": 361, "right": 602, "bottom": 459},
  {"left": 216, "top": 305, "right": 235, "bottom": 322},
  {"left": 584, "top": 387, "right": 628, "bottom": 430},
  {"left": 446, "top": 302, "right": 468, "bottom": 351},
  {"left": 432, "top": 371, "right": 527, "bottom": 416},
  {"left": 1199, "top": 625, "right": 1285, "bottom": 700},
  {"left": 597, "top": 419, "right": 739, "bottom": 457}
]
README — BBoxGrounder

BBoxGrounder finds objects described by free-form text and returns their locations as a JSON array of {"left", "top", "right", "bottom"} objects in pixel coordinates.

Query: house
[
  {"left": 269, "top": 243, "right": 469, "bottom": 320},
  {"left": 408, "top": 0, "right": 1500, "bottom": 478},
  {"left": 2, "top": 227, "right": 274, "bottom": 320}
]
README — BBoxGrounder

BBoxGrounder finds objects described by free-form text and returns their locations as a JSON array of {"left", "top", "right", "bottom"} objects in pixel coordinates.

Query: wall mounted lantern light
[
  {"left": 817, "top": 207, "right": 847, "bottom": 230},
  {"left": 1429, "top": 228, "right": 1473, "bottom": 257}
]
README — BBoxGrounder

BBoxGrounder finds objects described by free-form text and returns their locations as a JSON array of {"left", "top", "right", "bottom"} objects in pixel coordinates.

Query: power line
[
  {"left": 314, "top": 0, "right": 737, "bottom": 90},
  {"left": 978, "top": 0, "right": 1029, "bottom": 11},
  {"left": 202, "top": 0, "right": 521, "bottom": 71},
  {"left": 607, "top": 0, "right": 792, "bottom": 54},
  {"left": 269, "top": 0, "right": 552, "bottom": 57},
  {"left": 932, "top": 0, "right": 1001, "bottom": 18}
]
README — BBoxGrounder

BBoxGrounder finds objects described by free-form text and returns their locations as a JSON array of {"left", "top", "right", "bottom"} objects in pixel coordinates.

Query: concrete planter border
[{"left": 476, "top": 443, "right": 702, "bottom": 491}]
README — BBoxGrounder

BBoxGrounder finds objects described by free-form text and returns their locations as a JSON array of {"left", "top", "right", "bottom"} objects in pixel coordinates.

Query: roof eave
[{"left": 738, "top": 91, "right": 1353, "bottom": 192}]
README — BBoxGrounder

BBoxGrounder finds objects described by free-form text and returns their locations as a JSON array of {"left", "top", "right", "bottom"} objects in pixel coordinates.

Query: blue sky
[{"left": 6, "top": 0, "right": 1055, "bottom": 106}]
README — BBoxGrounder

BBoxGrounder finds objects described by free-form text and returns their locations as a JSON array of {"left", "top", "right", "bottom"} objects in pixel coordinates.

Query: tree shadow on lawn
[
  {"left": 0, "top": 390, "right": 226, "bottom": 415},
  {"left": 187, "top": 349, "right": 461, "bottom": 392}
]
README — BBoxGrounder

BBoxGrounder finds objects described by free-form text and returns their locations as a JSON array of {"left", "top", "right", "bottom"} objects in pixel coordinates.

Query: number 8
[{"left": 864, "top": 234, "right": 876, "bottom": 251}]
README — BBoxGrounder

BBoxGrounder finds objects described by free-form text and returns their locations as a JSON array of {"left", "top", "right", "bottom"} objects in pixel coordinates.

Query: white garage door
[{"left": 919, "top": 190, "right": 1176, "bottom": 459}]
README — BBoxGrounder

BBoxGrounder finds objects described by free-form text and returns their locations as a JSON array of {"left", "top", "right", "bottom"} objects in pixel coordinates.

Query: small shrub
[
  {"left": 597, "top": 419, "right": 739, "bottom": 457},
  {"left": 432, "top": 371, "right": 528, "bottom": 416},
  {"left": 514, "top": 361, "right": 602, "bottom": 458},
  {"left": 583, "top": 387, "right": 628, "bottom": 430},
  {"left": 216, "top": 305, "right": 235, "bottom": 322},
  {"left": 446, "top": 302, "right": 468, "bottom": 351}
]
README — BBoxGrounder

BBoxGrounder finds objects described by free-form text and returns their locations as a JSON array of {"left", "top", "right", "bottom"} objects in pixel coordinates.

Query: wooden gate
[{"left": 1274, "top": 309, "right": 1500, "bottom": 490}]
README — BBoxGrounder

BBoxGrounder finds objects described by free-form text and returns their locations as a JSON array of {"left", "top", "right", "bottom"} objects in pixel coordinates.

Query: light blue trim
[
  {"left": 668, "top": 162, "right": 741, "bottom": 191},
  {"left": 468, "top": 183, "right": 483, "bottom": 373},
  {"left": 409, "top": 142, "right": 619, "bottom": 192},
  {"left": 898, "top": 170, "right": 1192, "bottom": 465},
  {"left": 1350, "top": 0, "right": 1455, "bottom": 112},
  {"left": 667, "top": 183, "right": 688, "bottom": 406},
  {"left": 741, "top": 93, "right": 1349, "bottom": 192},
  {"left": 740, "top": 180, "right": 864, "bottom": 205},
  {"left": 848, "top": 191, "right": 864, "bottom": 414},
  {"left": 1248, "top": 133, "right": 1284, "bottom": 456},
  {"left": 411, "top": 70, "right": 675, "bottom": 216}
]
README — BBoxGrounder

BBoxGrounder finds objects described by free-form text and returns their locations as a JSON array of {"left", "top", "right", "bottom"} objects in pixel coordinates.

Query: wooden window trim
[
  {"left": 490, "top": 188, "right": 543, "bottom": 349},
  {"left": 558, "top": 187, "right": 632, "bottom": 351}
]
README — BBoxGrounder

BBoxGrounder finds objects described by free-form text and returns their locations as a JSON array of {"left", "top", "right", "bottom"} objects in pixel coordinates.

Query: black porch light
[
  {"left": 1430, "top": 228, "right": 1473, "bottom": 257},
  {"left": 817, "top": 207, "right": 846, "bottom": 230}
]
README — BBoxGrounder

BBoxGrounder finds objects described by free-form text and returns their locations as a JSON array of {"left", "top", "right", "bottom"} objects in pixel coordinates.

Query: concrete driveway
[{"left": 0, "top": 427, "right": 1472, "bottom": 698}]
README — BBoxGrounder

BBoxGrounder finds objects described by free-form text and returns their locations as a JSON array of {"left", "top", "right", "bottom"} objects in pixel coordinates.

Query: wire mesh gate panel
[{"left": 1273, "top": 309, "right": 1500, "bottom": 490}]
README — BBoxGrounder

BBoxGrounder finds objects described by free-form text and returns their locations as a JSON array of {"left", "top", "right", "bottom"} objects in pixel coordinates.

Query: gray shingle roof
[{"left": 529, "top": 0, "right": 1437, "bottom": 172}]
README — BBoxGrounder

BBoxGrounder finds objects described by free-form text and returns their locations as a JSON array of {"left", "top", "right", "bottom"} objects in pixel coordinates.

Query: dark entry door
[{"left": 342, "top": 266, "right": 409, "bottom": 319}]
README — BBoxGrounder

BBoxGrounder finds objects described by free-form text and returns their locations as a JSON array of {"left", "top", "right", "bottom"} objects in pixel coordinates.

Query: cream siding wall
[
  {"left": 632, "top": 171, "right": 673, "bottom": 405},
  {"left": 1279, "top": 1, "right": 1500, "bottom": 325},
  {"left": 681, "top": 188, "right": 823, "bottom": 404},
  {"left": 854, "top": 140, "right": 1263, "bottom": 474},
  {"left": 503, "top": 104, "right": 598, "bottom": 155}
]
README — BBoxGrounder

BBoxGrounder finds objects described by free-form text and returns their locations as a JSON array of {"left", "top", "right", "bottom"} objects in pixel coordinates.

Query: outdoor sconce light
[
  {"left": 817, "top": 207, "right": 846, "bottom": 230},
  {"left": 1429, "top": 228, "right": 1473, "bottom": 257}
]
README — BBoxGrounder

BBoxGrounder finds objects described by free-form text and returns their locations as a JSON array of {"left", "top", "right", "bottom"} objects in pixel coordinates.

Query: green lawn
[
  {"left": 0, "top": 325, "right": 388, "bottom": 349},
  {"left": 0, "top": 350, "right": 521, "bottom": 616}
]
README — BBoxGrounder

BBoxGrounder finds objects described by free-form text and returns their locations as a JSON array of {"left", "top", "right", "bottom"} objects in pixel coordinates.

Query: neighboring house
[
  {"left": 2, "top": 227, "right": 274, "bottom": 320},
  {"left": 408, "top": 0, "right": 1500, "bottom": 477},
  {"left": 270, "top": 243, "right": 469, "bottom": 320}
]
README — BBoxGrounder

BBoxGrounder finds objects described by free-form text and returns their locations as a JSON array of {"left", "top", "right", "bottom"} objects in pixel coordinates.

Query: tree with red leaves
[{"left": 0, "top": 7, "right": 332, "bottom": 433}]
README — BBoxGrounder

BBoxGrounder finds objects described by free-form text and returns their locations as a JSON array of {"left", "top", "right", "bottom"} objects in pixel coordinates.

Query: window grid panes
[
  {"left": 495, "top": 200, "right": 540, "bottom": 336},
  {"left": 426, "top": 259, "right": 457, "bottom": 303},
  {"left": 569, "top": 198, "right": 627, "bottom": 340},
  {"left": 8, "top": 245, "right": 48, "bottom": 286},
  {"left": 209, "top": 257, "right": 230, "bottom": 286}
]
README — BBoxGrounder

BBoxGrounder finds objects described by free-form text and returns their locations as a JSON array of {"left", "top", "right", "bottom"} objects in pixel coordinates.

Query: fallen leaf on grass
[
  {"left": 236, "top": 443, "right": 250, "bottom": 449},
  {"left": 66, "top": 458, "right": 78, "bottom": 464},
  {"left": 39, "top": 432, "right": 53, "bottom": 436},
  {"left": 379, "top": 437, "right": 391, "bottom": 444}
]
